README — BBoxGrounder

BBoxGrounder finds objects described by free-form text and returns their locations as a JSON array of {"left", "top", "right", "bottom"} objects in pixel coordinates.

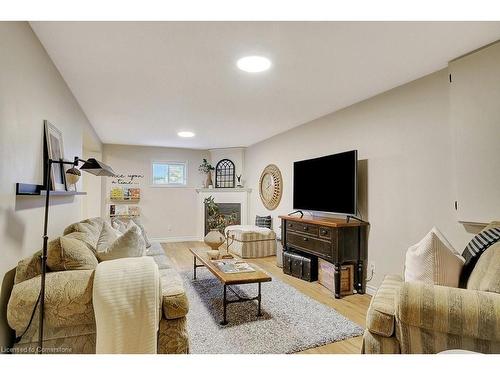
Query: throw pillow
[
  {"left": 130, "top": 217, "right": 152, "bottom": 248},
  {"left": 47, "top": 234, "right": 99, "bottom": 271},
  {"left": 111, "top": 217, "right": 128, "bottom": 234},
  {"left": 15, "top": 250, "right": 42, "bottom": 284},
  {"left": 466, "top": 242, "right": 500, "bottom": 293},
  {"left": 255, "top": 215, "right": 272, "bottom": 229},
  {"left": 404, "top": 227, "right": 465, "bottom": 287},
  {"left": 112, "top": 217, "right": 151, "bottom": 248},
  {"left": 96, "top": 224, "right": 146, "bottom": 262},
  {"left": 459, "top": 221, "right": 500, "bottom": 288},
  {"left": 62, "top": 218, "right": 105, "bottom": 251},
  {"left": 96, "top": 222, "right": 120, "bottom": 252}
]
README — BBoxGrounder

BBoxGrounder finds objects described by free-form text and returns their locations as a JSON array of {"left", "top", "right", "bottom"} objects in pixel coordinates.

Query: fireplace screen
[{"left": 204, "top": 202, "right": 241, "bottom": 235}]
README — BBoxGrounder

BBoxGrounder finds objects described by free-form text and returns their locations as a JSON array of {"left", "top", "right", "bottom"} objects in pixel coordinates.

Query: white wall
[
  {"left": 0, "top": 22, "right": 101, "bottom": 348},
  {"left": 244, "top": 69, "right": 473, "bottom": 292},
  {"left": 82, "top": 148, "right": 104, "bottom": 218},
  {"left": 449, "top": 41, "right": 500, "bottom": 223},
  {"left": 102, "top": 144, "right": 209, "bottom": 241}
]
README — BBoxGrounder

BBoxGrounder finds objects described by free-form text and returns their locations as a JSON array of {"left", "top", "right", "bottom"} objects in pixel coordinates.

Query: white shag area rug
[{"left": 181, "top": 268, "right": 364, "bottom": 354}]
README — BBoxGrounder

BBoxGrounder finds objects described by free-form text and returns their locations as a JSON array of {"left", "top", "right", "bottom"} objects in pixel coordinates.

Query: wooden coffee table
[{"left": 189, "top": 247, "right": 272, "bottom": 325}]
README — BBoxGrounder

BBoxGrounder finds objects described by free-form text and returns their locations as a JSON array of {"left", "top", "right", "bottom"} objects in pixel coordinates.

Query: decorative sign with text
[{"left": 111, "top": 173, "right": 144, "bottom": 185}]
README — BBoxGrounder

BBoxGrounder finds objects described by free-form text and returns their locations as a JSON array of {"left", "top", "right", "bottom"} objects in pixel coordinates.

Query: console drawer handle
[
  {"left": 288, "top": 223, "right": 292, "bottom": 227},
  {"left": 303, "top": 237, "right": 308, "bottom": 241},
  {"left": 303, "top": 226, "right": 308, "bottom": 231},
  {"left": 320, "top": 229, "right": 327, "bottom": 235}
]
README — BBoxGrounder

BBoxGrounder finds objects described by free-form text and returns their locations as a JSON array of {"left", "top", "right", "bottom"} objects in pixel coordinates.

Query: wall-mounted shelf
[
  {"left": 16, "top": 183, "right": 87, "bottom": 196},
  {"left": 109, "top": 199, "right": 140, "bottom": 203}
]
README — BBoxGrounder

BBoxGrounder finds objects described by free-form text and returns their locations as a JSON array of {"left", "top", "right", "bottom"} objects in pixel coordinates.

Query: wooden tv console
[{"left": 279, "top": 215, "right": 369, "bottom": 298}]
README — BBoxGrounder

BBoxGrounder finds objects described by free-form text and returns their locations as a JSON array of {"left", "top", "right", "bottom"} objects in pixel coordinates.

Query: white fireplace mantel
[
  {"left": 195, "top": 188, "right": 252, "bottom": 193},
  {"left": 196, "top": 188, "right": 252, "bottom": 239}
]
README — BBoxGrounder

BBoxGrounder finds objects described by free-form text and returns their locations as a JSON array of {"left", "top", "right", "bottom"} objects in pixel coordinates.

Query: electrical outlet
[
  {"left": 167, "top": 225, "right": 172, "bottom": 232},
  {"left": 369, "top": 263, "right": 375, "bottom": 273}
]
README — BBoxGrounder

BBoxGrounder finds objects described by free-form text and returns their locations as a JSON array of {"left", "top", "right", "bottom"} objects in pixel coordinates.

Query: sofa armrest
[
  {"left": 365, "top": 274, "right": 403, "bottom": 337},
  {"left": 159, "top": 269, "right": 189, "bottom": 319},
  {"left": 396, "top": 282, "right": 500, "bottom": 342},
  {"left": 7, "top": 270, "right": 95, "bottom": 333}
]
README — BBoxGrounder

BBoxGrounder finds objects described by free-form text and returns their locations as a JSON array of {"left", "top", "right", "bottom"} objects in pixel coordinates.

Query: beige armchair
[{"left": 362, "top": 271, "right": 500, "bottom": 354}]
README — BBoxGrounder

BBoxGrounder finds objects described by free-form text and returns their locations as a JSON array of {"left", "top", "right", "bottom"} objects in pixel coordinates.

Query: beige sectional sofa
[{"left": 6, "top": 217, "right": 189, "bottom": 354}]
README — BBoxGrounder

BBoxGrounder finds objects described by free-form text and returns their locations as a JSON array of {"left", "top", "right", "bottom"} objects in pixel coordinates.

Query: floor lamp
[{"left": 38, "top": 156, "right": 115, "bottom": 353}]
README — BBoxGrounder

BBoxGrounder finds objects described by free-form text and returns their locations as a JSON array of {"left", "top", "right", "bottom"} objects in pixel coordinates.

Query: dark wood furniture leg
[
  {"left": 356, "top": 260, "right": 364, "bottom": 294},
  {"left": 333, "top": 263, "right": 341, "bottom": 299}
]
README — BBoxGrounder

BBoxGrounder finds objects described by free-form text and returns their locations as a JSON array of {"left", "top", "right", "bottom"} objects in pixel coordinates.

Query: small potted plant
[
  {"left": 203, "top": 196, "right": 237, "bottom": 251},
  {"left": 198, "top": 158, "right": 214, "bottom": 188}
]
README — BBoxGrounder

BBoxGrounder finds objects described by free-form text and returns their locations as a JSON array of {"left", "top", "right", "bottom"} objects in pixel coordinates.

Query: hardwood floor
[{"left": 162, "top": 241, "right": 371, "bottom": 354}]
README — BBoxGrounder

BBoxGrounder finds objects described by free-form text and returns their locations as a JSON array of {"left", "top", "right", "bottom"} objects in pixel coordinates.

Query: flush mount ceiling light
[
  {"left": 236, "top": 56, "right": 272, "bottom": 73},
  {"left": 177, "top": 131, "right": 195, "bottom": 138}
]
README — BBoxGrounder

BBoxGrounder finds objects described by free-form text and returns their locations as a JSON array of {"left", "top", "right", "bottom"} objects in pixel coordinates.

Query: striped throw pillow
[
  {"left": 255, "top": 215, "right": 272, "bottom": 229},
  {"left": 459, "top": 226, "right": 500, "bottom": 288}
]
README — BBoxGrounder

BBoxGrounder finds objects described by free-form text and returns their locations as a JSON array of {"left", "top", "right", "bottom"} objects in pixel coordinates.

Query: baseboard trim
[
  {"left": 365, "top": 284, "right": 378, "bottom": 296},
  {"left": 151, "top": 236, "right": 202, "bottom": 243}
]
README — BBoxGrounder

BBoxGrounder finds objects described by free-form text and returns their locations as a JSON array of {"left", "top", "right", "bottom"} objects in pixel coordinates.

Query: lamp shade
[{"left": 80, "top": 158, "right": 116, "bottom": 177}]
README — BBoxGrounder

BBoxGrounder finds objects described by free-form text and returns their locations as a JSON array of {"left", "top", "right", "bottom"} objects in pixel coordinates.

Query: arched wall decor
[{"left": 215, "top": 159, "right": 235, "bottom": 188}]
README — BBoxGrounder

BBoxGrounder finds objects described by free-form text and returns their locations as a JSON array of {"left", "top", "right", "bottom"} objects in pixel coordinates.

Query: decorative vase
[
  {"left": 204, "top": 229, "right": 225, "bottom": 250},
  {"left": 205, "top": 172, "right": 213, "bottom": 189},
  {"left": 207, "top": 250, "right": 220, "bottom": 260}
]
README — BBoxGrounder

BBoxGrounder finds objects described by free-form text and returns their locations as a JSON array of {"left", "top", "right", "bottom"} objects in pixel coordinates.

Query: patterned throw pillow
[
  {"left": 47, "top": 234, "right": 99, "bottom": 271},
  {"left": 96, "top": 222, "right": 121, "bottom": 252},
  {"left": 404, "top": 227, "right": 465, "bottom": 287},
  {"left": 96, "top": 223, "right": 146, "bottom": 262},
  {"left": 111, "top": 217, "right": 151, "bottom": 248},
  {"left": 459, "top": 222, "right": 500, "bottom": 288},
  {"left": 14, "top": 250, "right": 42, "bottom": 284},
  {"left": 255, "top": 215, "right": 272, "bottom": 229}
]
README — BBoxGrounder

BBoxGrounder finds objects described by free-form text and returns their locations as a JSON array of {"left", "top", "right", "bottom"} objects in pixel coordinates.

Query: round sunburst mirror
[{"left": 259, "top": 164, "right": 283, "bottom": 210}]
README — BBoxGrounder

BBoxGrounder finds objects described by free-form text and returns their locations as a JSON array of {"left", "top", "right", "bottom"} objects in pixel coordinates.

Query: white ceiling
[{"left": 31, "top": 22, "right": 500, "bottom": 149}]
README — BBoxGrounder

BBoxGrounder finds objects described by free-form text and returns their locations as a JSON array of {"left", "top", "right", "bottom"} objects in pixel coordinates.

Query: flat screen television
[{"left": 293, "top": 150, "right": 357, "bottom": 215}]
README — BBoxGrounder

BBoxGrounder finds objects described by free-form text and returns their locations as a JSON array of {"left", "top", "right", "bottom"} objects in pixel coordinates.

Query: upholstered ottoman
[{"left": 224, "top": 225, "right": 277, "bottom": 258}]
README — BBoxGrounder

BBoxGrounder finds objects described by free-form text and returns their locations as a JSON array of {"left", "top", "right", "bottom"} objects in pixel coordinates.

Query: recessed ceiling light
[
  {"left": 178, "top": 131, "right": 195, "bottom": 138},
  {"left": 237, "top": 56, "right": 272, "bottom": 73}
]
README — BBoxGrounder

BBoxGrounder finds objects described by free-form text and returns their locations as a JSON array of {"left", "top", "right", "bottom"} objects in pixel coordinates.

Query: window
[{"left": 152, "top": 161, "right": 187, "bottom": 186}]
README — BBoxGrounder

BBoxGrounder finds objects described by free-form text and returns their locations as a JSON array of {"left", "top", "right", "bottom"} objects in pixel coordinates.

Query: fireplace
[
  {"left": 204, "top": 203, "right": 241, "bottom": 235},
  {"left": 196, "top": 187, "right": 251, "bottom": 240}
]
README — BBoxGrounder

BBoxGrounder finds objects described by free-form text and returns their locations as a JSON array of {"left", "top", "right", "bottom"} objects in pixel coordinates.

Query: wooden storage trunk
[
  {"left": 318, "top": 259, "right": 354, "bottom": 296},
  {"left": 283, "top": 251, "right": 318, "bottom": 282}
]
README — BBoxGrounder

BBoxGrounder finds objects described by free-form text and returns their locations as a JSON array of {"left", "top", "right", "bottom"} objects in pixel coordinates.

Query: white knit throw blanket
[{"left": 93, "top": 257, "right": 160, "bottom": 354}]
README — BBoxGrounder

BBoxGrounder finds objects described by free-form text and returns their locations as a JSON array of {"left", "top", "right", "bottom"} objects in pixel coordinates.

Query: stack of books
[
  {"left": 109, "top": 205, "right": 140, "bottom": 217},
  {"left": 212, "top": 259, "right": 255, "bottom": 274},
  {"left": 110, "top": 187, "right": 141, "bottom": 200}
]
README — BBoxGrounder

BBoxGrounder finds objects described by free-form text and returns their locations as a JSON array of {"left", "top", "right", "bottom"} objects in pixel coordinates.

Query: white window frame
[{"left": 151, "top": 160, "right": 188, "bottom": 187}]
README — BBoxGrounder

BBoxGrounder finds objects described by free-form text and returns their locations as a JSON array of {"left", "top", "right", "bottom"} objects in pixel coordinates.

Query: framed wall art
[{"left": 44, "top": 120, "right": 66, "bottom": 191}]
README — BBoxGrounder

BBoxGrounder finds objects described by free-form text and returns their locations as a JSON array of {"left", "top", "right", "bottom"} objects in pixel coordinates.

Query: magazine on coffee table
[{"left": 212, "top": 259, "right": 255, "bottom": 274}]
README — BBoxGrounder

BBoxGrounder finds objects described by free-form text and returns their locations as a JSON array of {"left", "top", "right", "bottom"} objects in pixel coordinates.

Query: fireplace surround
[{"left": 196, "top": 187, "right": 251, "bottom": 240}]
